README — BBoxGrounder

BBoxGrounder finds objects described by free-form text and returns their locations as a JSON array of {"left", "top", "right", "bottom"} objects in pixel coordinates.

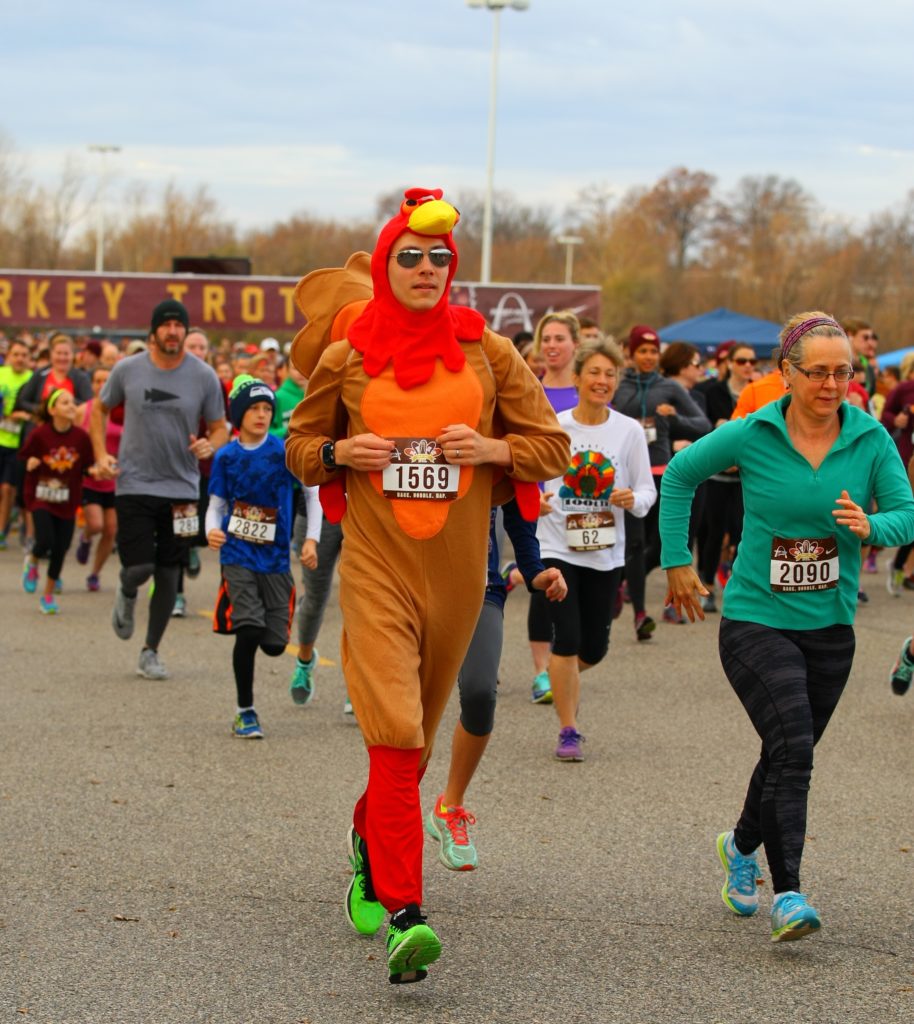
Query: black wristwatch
[{"left": 320, "top": 441, "right": 337, "bottom": 470}]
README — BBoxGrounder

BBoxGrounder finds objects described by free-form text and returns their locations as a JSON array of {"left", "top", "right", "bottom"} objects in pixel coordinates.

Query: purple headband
[{"left": 780, "top": 317, "right": 845, "bottom": 363}]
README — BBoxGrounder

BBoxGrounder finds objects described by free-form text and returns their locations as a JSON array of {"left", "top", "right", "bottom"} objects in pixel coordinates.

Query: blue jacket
[
  {"left": 485, "top": 499, "right": 546, "bottom": 611},
  {"left": 660, "top": 397, "right": 914, "bottom": 628}
]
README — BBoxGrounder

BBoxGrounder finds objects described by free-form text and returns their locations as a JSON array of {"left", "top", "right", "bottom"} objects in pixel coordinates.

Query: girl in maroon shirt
[{"left": 19, "top": 389, "right": 94, "bottom": 614}]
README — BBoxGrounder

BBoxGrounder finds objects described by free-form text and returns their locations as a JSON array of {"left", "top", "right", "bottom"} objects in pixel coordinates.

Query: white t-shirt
[{"left": 536, "top": 406, "right": 657, "bottom": 571}]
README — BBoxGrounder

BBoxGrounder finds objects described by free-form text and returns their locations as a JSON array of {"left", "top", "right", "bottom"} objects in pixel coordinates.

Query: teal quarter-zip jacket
[{"left": 661, "top": 396, "right": 914, "bottom": 628}]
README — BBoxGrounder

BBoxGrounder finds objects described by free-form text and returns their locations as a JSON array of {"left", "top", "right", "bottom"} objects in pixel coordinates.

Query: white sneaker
[{"left": 137, "top": 648, "right": 169, "bottom": 680}]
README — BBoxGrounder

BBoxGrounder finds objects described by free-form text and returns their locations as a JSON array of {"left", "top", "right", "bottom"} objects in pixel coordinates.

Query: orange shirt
[{"left": 731, "top": 371, "right": 786, "bottom": 419}]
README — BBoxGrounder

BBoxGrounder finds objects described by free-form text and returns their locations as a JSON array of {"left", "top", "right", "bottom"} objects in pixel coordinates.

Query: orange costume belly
[{"left": 362, "top": 362, "right": 483, "bottom": 540}]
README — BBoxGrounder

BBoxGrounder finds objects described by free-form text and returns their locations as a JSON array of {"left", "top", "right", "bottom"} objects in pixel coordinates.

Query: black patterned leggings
[{"left": 718, "top": 618, "right": 855, "bottom": 894}]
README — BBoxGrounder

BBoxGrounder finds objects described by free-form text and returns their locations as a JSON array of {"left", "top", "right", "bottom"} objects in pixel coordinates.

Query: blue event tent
[
  {"left": 876, "top": 346, "right": 914, "bottom": 369},
  {"left": 658, "top": 307, "right": 781, "bottom": 356}
]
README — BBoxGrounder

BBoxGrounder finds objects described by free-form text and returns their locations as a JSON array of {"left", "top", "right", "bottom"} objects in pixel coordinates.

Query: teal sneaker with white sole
[
  {"left": 425, "top": 795, "right": 478, "bottom": 871},
  {"left": 716, "top": 830, "right": 762, "bottom": 916},
  {"left": 770, "top": 890, "right": 821, "bottom": 942},
  {"left": 290, "top": 650, "right": 317, "bottom": 705},
  {"left": 386, "top": 904, "right": 441, "bottom": 984},
  {"left": 531, "top": 670, "right": 552, "bottom": 704}
]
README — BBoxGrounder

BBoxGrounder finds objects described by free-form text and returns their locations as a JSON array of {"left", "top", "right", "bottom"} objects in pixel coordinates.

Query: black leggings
[
  {"left": 544, "top": 559, "right": 622, "bottom": 664},
  {"left": 32, "top": 510, "right": 75, "bottom": 582},
  {"left": 892, "top": 543, "right": 914, "bottom": 571},
  {"left": 698, "top": 480, "right": 743, "bottom": 586},
  {"left": 623, "top": 476, "right": 662, "bottom": 615},
  {"left": 719, "top": 618, "right": 855, "bottom": 894},
  {"left": 233, "top": 625, "right": 287, "bottom": 708}
]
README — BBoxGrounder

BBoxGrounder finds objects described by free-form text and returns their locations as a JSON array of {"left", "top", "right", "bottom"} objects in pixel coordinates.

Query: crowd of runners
[{"left": 3, "top": 192, "right": 914, "bottom": 981}]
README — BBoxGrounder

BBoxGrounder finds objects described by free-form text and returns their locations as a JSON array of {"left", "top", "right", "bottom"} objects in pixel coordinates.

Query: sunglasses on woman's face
[
  {"left": 733, "top": 357, "right": 758, "bottom": 366},
  {"left": 393, "top": 247, "right": 454, "bottom": 269}
]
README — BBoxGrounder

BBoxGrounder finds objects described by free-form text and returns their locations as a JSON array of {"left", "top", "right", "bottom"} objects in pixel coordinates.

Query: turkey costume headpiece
[{"left": 348, "top": 187, "right": 485, "bottom": 388}]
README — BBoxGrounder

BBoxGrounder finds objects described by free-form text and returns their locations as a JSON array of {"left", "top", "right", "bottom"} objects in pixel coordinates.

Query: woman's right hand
[{"left": 664, "top": 565, "right": 708, "bottom": 623}]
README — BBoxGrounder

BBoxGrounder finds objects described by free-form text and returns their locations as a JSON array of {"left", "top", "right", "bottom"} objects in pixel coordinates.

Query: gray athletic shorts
[{"left": 215, "top": 563, "right": 295, "bottom": 648}]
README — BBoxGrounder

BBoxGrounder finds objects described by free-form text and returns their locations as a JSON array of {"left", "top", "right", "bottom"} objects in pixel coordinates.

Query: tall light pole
[
  {"left": 466, "top": 0, "right": 529, "bottom": 285},
  {"left": 88, "top": 144, "right": 121, "bottom": 272},
  {"left": 556, "top": 235, "right": 583, "bottom": 285}
]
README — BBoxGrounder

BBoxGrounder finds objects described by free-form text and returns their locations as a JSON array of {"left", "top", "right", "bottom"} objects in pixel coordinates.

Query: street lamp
[
  {"left": 466, "top": 0, "right": 529, "bottom": 285},
  {"left": 88, "top": 144, "right": 121, "bottom": 272},
  {"left": 556, "top": 235, "right": 583, "bottom": 285}
]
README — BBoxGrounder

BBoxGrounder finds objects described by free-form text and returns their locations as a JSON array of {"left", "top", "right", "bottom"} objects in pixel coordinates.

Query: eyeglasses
[
  {"left": 794, "top": 366, "right": 855, "bottom": 383},
  {"left": 690, "top": 359, "right": 702, "bottom": 367},
  {"left": 393, "top": 247, "right": 454, "bottom": 269},
  {"left": 733, "top": 357, "right": 758, "bottom": 366}
]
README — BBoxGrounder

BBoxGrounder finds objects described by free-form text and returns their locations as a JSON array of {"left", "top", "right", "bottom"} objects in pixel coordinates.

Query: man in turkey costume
[{"left": 286, "top": 187, "right": 568, "bottom": 983}]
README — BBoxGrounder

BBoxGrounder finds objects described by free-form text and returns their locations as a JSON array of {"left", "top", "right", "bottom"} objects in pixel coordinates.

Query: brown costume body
[{"left": 286, "top": 327, "right": 568, "bottom": 759}]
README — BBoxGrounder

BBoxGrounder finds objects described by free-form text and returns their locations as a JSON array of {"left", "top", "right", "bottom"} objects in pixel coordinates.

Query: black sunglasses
[
  {"left": 733, "top": 357, "right": 758, "bottom": 365},
  {"left": 394, "top": 247, "right": 454, "bottom": 269}
]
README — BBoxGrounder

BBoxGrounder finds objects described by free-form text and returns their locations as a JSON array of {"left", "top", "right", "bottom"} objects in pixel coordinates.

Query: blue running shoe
[
  {"left": 531, "top": 670, "right": 552, "bottom": 704},
  {"left": 717, "top": 830, "right": 762, "bottom": 916},
  {"left": 232, "top": 709, "right": 263, "bottom": 739},
  {"left": 39, "top": 595, "right": 59, "bottom": 615},
  {"left": 770, "top": 891, "right": 821, "bottom": 942},
  {"left": 22, "top": 556, "right": 39, "bottom": 594}
]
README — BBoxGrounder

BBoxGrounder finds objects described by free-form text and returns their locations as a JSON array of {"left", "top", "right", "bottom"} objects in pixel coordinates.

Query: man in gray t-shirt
[{"left": 90, "top": 299, "right": 228, "bottom": 680}]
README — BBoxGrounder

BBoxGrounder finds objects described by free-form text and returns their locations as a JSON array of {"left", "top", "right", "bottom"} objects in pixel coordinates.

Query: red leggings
[{"left": 353, "top": 746, "right": 428, "bottom": 911}]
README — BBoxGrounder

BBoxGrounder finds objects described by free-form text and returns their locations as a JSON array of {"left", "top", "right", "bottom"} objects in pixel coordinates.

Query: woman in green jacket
[{"left": 660, "top": 311, "right": 914, "bottom": 943}]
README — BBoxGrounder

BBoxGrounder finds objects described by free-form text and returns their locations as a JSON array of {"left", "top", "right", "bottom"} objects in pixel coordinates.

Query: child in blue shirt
[{"left": 207, "top": 376, "right": 297, "bottom": 738}]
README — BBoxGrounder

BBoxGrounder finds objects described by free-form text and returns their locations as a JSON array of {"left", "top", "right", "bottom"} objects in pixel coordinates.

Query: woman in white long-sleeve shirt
[{"left": 536, "top": 340, "right": 657, "bottom": 761}]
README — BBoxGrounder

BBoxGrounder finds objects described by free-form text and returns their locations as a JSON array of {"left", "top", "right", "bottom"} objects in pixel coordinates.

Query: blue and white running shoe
[
  {"left": 716, "top": 830, "right": 762, "bottom": 916},
  {"left": 770, "top": 890, "right": 821, "bottom": 942}
]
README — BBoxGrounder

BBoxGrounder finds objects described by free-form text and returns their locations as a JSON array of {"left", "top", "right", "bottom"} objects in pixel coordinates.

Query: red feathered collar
[{"left": 348, "top": 188, "right": 485, "bottom": 390}]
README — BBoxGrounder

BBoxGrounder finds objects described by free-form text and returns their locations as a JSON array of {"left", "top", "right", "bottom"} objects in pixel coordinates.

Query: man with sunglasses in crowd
[{"left": 842, "top": 317, "right": 879, "bottom": 398}]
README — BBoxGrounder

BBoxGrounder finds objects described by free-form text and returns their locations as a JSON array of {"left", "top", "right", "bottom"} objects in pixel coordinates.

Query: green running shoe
[
  {"left": 425, "top": 795, "right": 478, "bottom": 871},
  {"left": 386, "top": 904, "right": 441, "bottom": 984},
  {"left": 345, "top": 826, "right": 385, "bottom": 936}
]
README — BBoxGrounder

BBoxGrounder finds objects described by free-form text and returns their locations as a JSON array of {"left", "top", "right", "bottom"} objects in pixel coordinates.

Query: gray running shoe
[
  {"left": 112, "top": 586, "right": 137, "bottom": 640},
  {"left": 137, "top": 648, "right": 169, "bottom": 680}
]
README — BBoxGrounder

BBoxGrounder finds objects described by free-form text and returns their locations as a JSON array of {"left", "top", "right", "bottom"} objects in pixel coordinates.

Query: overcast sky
[{"left": 4, "top": 0, "right": 914, "bottom": 234}]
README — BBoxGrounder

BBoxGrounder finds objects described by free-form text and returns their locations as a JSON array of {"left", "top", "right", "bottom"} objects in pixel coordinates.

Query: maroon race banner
[{"left": 0, "top": 270, "right": 600, "bottom": 336}]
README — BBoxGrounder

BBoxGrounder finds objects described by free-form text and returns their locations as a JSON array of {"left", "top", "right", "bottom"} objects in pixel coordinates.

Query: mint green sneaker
[
  {"left": 425, "top": 795, "right": 478, "bottom": 871},
  {"left": 290, "top": 650, "right": 317, "bottom": 705},
  {"left": 386, "top": 904, "right": 441, "bottom": 984},
  {"left": 770, "top": 891, "right": 821, "bottom": 942},
  {"left": 345, "top": 826, "right": 385, "bottom": 936},
  {"left": 531, "top": 670, "right": 552, "bottom": 704}
]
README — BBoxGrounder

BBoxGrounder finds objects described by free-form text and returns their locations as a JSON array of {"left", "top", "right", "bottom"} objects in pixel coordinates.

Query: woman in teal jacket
[{"left": 660, "top": 311, "right": 914, "bottom": 944}]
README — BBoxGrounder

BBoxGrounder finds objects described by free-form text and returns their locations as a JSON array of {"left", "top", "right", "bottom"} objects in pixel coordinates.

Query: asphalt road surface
[{"left": 2, "top": 541, "right": 912, "bottom": 1023}]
